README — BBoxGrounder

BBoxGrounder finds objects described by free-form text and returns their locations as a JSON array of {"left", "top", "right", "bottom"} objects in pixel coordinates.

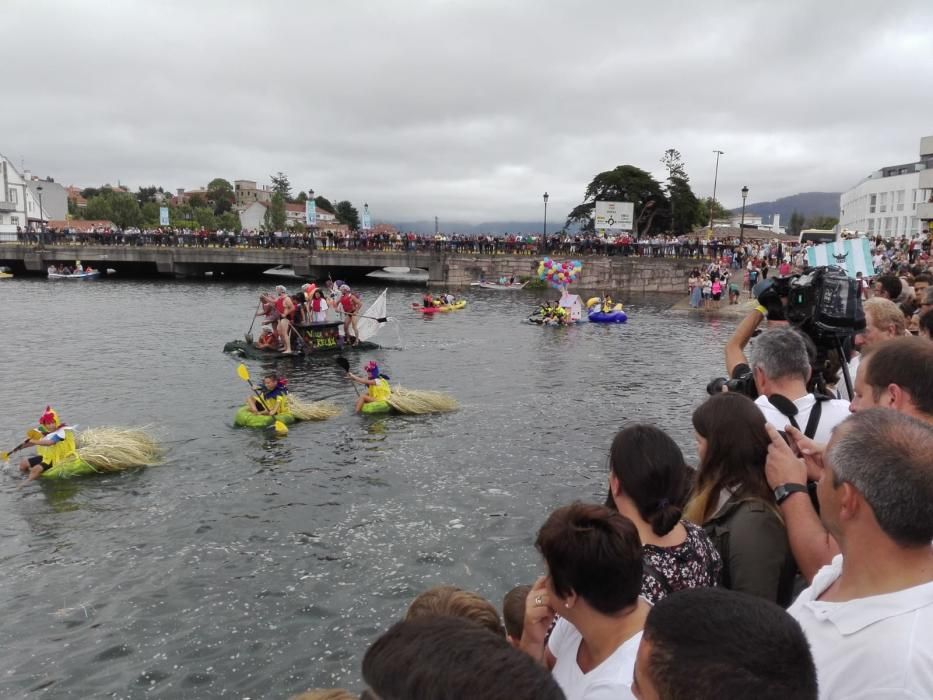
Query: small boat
[
  {"left": 224, "top": 288, "right": 388, "bottom": 359},
  {"left": 411, "top": 300, "right": 467, "bottom": 314},
  {"left": 471, "top": 280, "right": 527, "bottom": 290},
  {"left": 0, "top": 271, "right": 12, "bottom": 279},
  {"left": 48, "top": 268, "right": 101, "bottom": 280},
  {"left": 263, "top": 265, "right": 301, "bottom": 279},
  {"left": 585, "top": 298, "right": 628, "bottom": 323},
  {"left": 367, "top": 266, "right": 430, "bottom": 283}
]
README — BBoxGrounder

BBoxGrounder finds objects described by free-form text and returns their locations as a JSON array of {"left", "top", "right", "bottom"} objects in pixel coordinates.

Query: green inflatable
[
  {"left": 42, "top": 457, "right": 101, "bottom": 479},
  {"left": 234, "top": 405, "right": 297, "bottom": 428},
  {"left": 360, "top": 400, "right": 392, "bottom": 415}
]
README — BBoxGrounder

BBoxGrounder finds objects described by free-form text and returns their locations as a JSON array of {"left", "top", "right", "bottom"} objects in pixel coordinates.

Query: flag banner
[
  {"left": 159, "top": 206, "right": 169, "bottom": 226},
  {"left": 806, "top": 239, "right": 874, "bottom": 278},
  {"left": 362, "top": 210, "right": 372, "bottom": 230},
  {"left": 305, "top": 200, "right": 316, "bottom": 226}
]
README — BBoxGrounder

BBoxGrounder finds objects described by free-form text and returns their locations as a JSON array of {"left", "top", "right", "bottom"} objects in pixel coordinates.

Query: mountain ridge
[{"left": 732, "top": 191, "right": 841, "bottom": 223}]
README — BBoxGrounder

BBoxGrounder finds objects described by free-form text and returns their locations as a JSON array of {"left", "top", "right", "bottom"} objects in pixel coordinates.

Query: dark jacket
[{"left": 704, "top": 495, "right": 798, "bottom": 608}]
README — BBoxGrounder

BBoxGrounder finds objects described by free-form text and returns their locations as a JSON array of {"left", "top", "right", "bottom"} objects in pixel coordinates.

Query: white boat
[
  {"left": 0, "top": 272, "right": 12, "bottom": 280},
  {"left": 355, "top": 288, "right": 388, "bottom": 343},
  {"left": 263, "top": 265, "right": 301, "bottom": 279},
  {"left": 367, "top": 266, "right": 429, "bottom": 283},
  {"left": 48, "top": 268, "right": 101, "bottom": 280},
  {"left": 471, "top": 280, "right": 528, "bottom": 290}
]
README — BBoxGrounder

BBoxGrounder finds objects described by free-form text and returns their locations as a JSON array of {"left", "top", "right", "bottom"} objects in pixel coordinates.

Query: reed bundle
[
  {"left": 75, "top": 427, "right": 164, "bottom": 472},
  {"left": 288, "top": 396, "right": 342, "bottom": 421},
  {"left": 386, "top": 387, "right": 459, "bottom": 415}
]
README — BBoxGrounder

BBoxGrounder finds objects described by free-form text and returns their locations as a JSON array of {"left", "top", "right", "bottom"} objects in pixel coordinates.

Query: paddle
[
  {"left": 236, "top": 364, "right": 288, "bottom": 434},
  {"left": 336, "top": 356, "right": 360, "bottom": 396},
  {"left": 2, "top": 428, "right": 44, "bottom": 461},
  {"left": 245, "top": 299, "right": 263, "bottom": 344}
]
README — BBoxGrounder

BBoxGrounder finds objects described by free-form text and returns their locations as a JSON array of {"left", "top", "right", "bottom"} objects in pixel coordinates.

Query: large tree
[
  {"left": 109, "top": 192, "right": 142, "bottom": 229},
  {"left": 136, "top": 186, "right": 161, "bottom": 205},
  {"left": 335, "top": 200, "right": 360, "bottom": 231},
  {"left": 806, "top": 215, "right": 839, "bottom": 230},
  {"left": 314, "top": 195, "right": 336, "bottom": 214},
  {"left": 660, "top": 149, "right": 702, "bottom": 234},
  {"left": 270, "top": 172, "right": 292, "bottom": 201},
  {"left": 84, "top": 195, "right": 113, "bottom": 222},
  {"left": 696, "top": 197, "right": 731, "bottom": 226},
  {"left": 788, "top": 210, "right": 806, "bottom": 236},
  {"left": 207, "top": 178, "right": 235, "bottom": 215},
  {"left": 264, "top": 192, "right": 287, "bottom": 231},
  {"left": 566, "top": 165, "right": 669, "bottom": 237}
]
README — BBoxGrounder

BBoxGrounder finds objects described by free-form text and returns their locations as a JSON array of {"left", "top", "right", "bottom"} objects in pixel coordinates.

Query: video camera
[{"left": 707, "top": 265, "right": 866, "bottom": 398}]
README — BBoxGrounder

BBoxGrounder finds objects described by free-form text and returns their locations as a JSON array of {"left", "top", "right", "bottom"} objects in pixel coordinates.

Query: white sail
[{"left": 356, "top": 288, "right": 387, "bottom": 342}]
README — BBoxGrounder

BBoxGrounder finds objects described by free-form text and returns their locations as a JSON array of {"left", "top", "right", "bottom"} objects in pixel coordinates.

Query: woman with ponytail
[{"left": 606, "top": 424, "right": 721, "bottom": 604}]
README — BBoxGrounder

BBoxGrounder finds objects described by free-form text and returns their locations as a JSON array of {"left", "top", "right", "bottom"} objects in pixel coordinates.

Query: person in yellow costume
[
  {"left": 18, "top": 407, "right": 77, "bottom": 481},
  {"left": 347, "top": 361, "right": 391, "bottom": 413},
  {"left": 246, "top": 373, "right": 289, "bottom": 415}
]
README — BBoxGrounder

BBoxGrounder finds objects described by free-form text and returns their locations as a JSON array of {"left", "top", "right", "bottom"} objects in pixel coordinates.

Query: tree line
[{"left": 69, "top": 172, "right": 361, "bottom": 232}]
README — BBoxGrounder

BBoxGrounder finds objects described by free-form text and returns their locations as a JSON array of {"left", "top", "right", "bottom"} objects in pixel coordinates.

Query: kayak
[
  {"left": 588, "top": 309, "right": 628, "bottom": 323},
  {"left": 361, "top": 400, "right": 392, "bottom": 415},
  {"left": 411, "top": 301, "right": 466, "bottom": 313},
  {"left": 471, "top": 281, "right": 527, "bottom": 290},
  {"left": 41, "top": 456, "right": 102, "bottom": 479},
  {"left": 233, "top": 405, "right": 296, "bottom": 428},
  {"left": 223, "top": 338, "right": 379, "bottom": 359}
]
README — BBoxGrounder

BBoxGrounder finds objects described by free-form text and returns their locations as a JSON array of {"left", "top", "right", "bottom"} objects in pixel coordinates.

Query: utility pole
[
  {"left": 435, "top": 216, "right": 438, "bottom": 236},
  {"left": 708, "top": 150, "right": 724, "bottom": 236}
]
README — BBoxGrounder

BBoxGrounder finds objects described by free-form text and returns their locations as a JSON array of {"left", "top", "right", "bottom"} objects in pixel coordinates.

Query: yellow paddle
[
  {"left": 2, "top": 428, "right": 44, "bottom": 461},
  {"left": 236, "top": 364, "right": 288, "bottom": 435}
]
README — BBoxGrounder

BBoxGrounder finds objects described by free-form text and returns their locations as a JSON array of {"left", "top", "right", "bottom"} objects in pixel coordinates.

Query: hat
[
  {"left": 364, "top": 361, "right": 379, "bottom": 378},
  {"left": 38, "top": 406, "right": 60, "bottom": 427}
]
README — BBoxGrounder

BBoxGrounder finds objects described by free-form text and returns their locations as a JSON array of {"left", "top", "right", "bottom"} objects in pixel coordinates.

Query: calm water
[{"left": 0, "top": 277, "right": 736, "bottom": 698}]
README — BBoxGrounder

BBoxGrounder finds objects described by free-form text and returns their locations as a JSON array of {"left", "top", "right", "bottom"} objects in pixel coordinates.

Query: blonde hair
[
  {"left": 864, "top": 297, "right": 906, "bottom": 336},
  {"left": 406, "top": 585, "right": 505, "bottom": 636}
]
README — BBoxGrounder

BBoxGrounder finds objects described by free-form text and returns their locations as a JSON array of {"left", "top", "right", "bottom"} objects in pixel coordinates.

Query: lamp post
[
  {"left": 708, "top": 150, "right": 724, "bottom": 234},
  {"left": 739, "top": 186, "right": 749, "bottom": 245},
  {"left": 37, "top": 185, "right": 44, "bottom": 245},
  {"left": 542, "top": 191, "right": 549, "bottom": 253},
  {"left": 363, "top": 202, "right": 369, "bottom": 231}
]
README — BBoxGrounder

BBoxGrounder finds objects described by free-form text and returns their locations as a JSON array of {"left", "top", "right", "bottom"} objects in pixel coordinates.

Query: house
[
  {"left": 48, "top": 219, "right": 115, "bottom": 232},
  {"left": 238, "top": 201, "right": 268, "bottom": 230},
  {"left": 559, "top": 293, "right": 583, "bottom": 322},
  {"left": 25, "top": 177, "right": 67, "bottom": 221},
  {"left": 285, "top": 202, "right": 305, "bottom": 225},
  {"left": 0, "top": 154, "right": 51, "bottom": 240},
  {"left": 234, "top": 180, "right": 274, "bottom": 207},
  {"left": 66, "top": 186, "right": 88, "bottom": 209}
]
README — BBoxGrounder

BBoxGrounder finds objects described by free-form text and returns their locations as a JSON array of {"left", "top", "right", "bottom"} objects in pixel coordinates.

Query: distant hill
[
  {"left": 385, "top": 220, "right": 547, "bottom": 235},
  {"left": 733, "top": 192, "right": 841, "bottom": 223}
]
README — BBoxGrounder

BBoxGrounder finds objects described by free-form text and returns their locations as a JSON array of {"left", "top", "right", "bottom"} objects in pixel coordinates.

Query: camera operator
[
  {"left": 838, "top": 297, "right": 907, "bottom": 400},
  {"left": 725, "top": 321, "right": 850, "bottom": 445}
]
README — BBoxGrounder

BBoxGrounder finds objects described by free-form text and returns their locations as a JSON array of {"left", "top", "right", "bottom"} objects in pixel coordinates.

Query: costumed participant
[
  {"left": 423, "top": 292, "right": 435, "bottom": 308},
  {"left": 247, "top": 373, "right": 289, "bottom": 415},
  {"left": 347, "top": 361, "right": 392, "bottom": 414},
  {"left": 254, "top": 326, "right": 278, "bottom": 350},
  {"left": 18, "top": 407, "right": 77, "bottom": 482},
  {"left": 602, "top": 294, "right": 614, "bottom": 313},
  {"left": 338, "top": 285, "right": 362, "bottom": 345},
  {"left": 309, "top": 289, "right": 328, "bottom": 323},
  {"left": 273, "top": 285, "right": 296, "bottom": 354}
]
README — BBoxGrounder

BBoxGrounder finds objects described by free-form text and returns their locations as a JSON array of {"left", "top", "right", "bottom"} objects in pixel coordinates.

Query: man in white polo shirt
[{"left": 787, "top": 409, "right": 933, "bottom": 699}]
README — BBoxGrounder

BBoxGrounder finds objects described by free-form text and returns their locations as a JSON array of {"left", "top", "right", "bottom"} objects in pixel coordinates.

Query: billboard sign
[
  {"left": 305, "top": 200, "right": 317, "bottom": 226},
  {"left": 594, "top": 201, "right": 634, "bottom": 230},
  {"left": 159, "top": 206, "right": 170, "bottom": 226}
]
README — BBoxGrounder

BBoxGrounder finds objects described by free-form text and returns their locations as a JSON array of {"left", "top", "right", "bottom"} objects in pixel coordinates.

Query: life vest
[
  {"left": 311, "top": 297, "right": 327, "bottom": 313},
  {"left": 368, "top": 377, "right": 391, "bottom": 401},
  {"left": 261, "top": 383, "right": 289, "bottom": 413},
  {"left": 36, "top": 426, "right": 77, "bottom": 466}
]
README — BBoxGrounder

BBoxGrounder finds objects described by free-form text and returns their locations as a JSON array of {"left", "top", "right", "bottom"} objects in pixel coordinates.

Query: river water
[{"left": 0, "top": 278, "right": 735, "bottom": 699}]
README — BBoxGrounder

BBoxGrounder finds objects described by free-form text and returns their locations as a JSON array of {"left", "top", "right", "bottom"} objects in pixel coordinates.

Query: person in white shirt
[
  {"left": 745, "top": 327, "right": 851, "bottom": 444},
  {"left": 785, "top": 410, "right": 933, "bottom": 700},
  {"left": 521, "top": 503, "right": 649, "bottom": 700},
  {"left": 838, "top": 296, "right": 906, "bottom": 400}
]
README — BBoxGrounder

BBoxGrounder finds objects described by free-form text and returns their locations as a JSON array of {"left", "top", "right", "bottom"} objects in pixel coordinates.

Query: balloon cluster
[{"left": 537, "top": 258, "right": 583, "bottom": 289}]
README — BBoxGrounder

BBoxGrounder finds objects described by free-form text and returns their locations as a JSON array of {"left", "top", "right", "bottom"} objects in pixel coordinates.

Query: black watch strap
[{"left": 774, "top": 483, "right": 808, "bottom": 505}]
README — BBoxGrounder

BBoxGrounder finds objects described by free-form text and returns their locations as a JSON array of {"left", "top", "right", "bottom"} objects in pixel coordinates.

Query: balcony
[
  {"left": 920, "top": 168, "right": 933, "bottom": 190},
  {"left": 917, "top": 202, "right": 933, "bottom": 221},
  {"left": 0, "top": 200, "right": 17, "bottom": 212}
]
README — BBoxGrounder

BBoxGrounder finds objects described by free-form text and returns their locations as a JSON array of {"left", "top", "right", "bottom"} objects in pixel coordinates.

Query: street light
[
  {"left": 740, "top": 185, "right": 749, "bottom": 245},
  {"left": 708, "top": 150, "right": 724, "bottom": 233},
  {"left": 543, "top": 191, "right": 549, "bottom": 253},
  {"left": 37, "top": 185, "right": 45, "bottom": 244}
]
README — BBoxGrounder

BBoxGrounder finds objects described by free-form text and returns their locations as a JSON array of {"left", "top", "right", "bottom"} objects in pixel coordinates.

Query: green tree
[
  {"left": 660, "top": 148, "right": 702, "bottom": 234},
  {"left": 270, "top": 172, "right": 292, "bottom": 201},
  {"left": 136, "top": 186, "right": 161, "bottom": 205},
  {"left": 84, "top": 195, "right": 114, "bottom": 222},
  {"left": 207, "top": 178, "right": 235, "bottom": 215},
  {"left": 566, "top": 165, "right": 669, "bottom": 237},
  {"left": 141, "top": 201, "right": 160, "bottom": 226},
  {"left": 109, "top": 192, "right": 142, "bottom": 229},
  {"left": 264, "top": 192, "right": 287, "bottom": 231},
  {"left": 788, "top": 210, "right": 806, "bottom": 236},
  {"left": 187, "top": 193, "right": 207, "bottom": 208},
  {"left": 194, "top": 207, "right": 216, "bottom": 230},
  {"left": 696, "top": 197, "right": 731, "bottom": 226},
  {"left": 335, "top": 200, "right": 360, "bottom": 231},
  {"left": 81, "top": 187, "right": 100, "bottom": 199},
  {"left": 806, "top": 215, "right": 839, "bottom": 230},
  {"left": 314, "top": 195, "right": 335, "bottom": 213},
  {"left": 295, "top": 191, "right": 308, "bottom": 204},
  {"left": 218, "top": 211, "right": 241, "bottom": 232}
]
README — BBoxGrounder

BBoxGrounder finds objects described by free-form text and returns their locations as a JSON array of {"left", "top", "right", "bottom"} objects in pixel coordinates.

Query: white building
[
  {"left": 839, "top": 136, "right": 933, "bottom": 238},
  {"left": 0, "top": 154, "right": 50, "bottom": 241}
]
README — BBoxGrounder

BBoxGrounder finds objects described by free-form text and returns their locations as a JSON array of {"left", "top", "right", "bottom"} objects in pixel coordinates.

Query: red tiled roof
[
  {"left": 285, "top": 203, "right": 305, "bottom": 212},
  {"left": 49, "top": 219, "right": 114, "bottom": 232}
]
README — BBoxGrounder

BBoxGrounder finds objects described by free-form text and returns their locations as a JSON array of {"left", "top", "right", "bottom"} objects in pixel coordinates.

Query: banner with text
[
  {"left": 305, "top": 200, "right": 316, "bottom": 226},
  {"left": 361, "top": 210, "right": 372, "bottom": 230},
  {"left": 594, "top": 201, "right": 634, "bottom": 231},
  {"left": 159, "top": 206, "right": 169, "bottom": 226}
]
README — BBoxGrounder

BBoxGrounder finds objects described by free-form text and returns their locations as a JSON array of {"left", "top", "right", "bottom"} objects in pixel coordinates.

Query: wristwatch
[{"left": 773, "top": 483, "right": 808, "bottom": 505}]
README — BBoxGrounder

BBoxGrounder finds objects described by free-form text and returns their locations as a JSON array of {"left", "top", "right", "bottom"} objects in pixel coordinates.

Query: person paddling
[
  {"left": 246, "top": 373, "right": 289, "bottom": 415},
  {"left": 347, "top": 361, "right": 391, "bottom": 413},
  {"left": 18, "top": 407, "right": 77, "bottom": 481}
]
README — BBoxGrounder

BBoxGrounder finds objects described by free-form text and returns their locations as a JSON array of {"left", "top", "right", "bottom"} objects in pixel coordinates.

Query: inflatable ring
[
  {"left": 234, "top": 405, "right": 297, "bottom": 428},
  {"left": 361, "top": 400, "right": 392, "bottom": 414}
]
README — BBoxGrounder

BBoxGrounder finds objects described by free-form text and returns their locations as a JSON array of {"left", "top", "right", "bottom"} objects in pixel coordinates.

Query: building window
[
  {"left": 867, "top": 219, "right": 875, "bottom": 233},
  {"left": 869, "top": 193, "right": 876, "bottom": 213},
  {"left": 11, "top": 215, "right": 18, "bottom": 225},
  {"left": 8, "top": 188, "right": 17, "bottom": 204}
]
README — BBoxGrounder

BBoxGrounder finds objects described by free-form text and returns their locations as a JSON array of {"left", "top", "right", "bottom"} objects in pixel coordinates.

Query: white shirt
[
  {"left": 547, "top": 617, "right": 640, "bottom": 700},
  {"left": 754, "top": 393, "right": 851, "bottom": 444},
  {"left": 788, "top": 555, "right": 933, "bottom": 699},
  {"left": 836, "top": 353, "right": 861, "bottom": 401}
]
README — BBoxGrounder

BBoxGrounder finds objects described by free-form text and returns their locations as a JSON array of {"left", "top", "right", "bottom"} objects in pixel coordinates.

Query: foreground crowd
[{"left": 288, "top": 316, "right": 933, "bottom": 699}]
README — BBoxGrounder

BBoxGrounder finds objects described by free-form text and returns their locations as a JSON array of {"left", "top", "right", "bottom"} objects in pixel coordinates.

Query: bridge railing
[{"left": 6, "top": 230, "right": 736, "bottom": 260}]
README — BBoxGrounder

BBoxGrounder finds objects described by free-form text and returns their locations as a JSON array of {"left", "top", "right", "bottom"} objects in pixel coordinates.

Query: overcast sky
[{"left": 4, "top": 0, "right": 932, "bottom": 223}]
